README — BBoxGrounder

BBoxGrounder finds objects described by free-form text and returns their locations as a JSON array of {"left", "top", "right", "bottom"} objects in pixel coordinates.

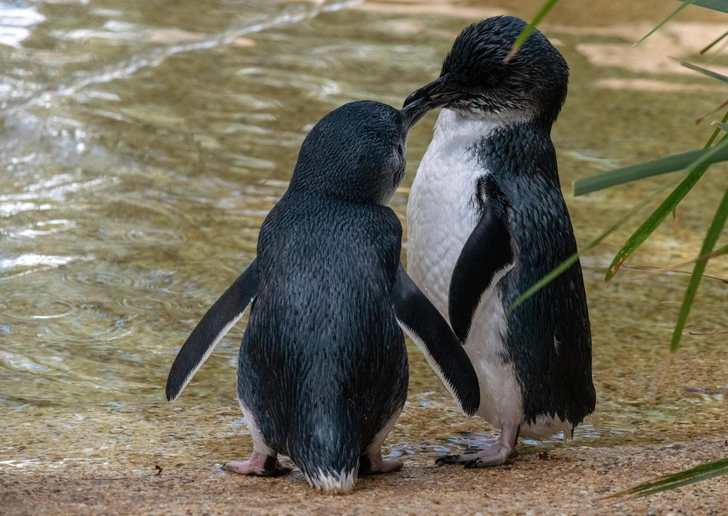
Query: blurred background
[{"left": 0, "top": 0, "right": 726, "bottom": 482}]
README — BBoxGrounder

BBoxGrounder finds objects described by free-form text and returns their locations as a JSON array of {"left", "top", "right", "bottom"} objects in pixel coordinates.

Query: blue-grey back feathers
[
  {"left": 166, "top": 100, "right": 472, "bottom": 489},
  {"left": 475, "top": 123, "right": 595, "bottom": 424}
]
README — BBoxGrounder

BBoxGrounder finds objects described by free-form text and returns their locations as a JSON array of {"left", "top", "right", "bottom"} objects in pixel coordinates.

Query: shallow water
[{"left": 1, "top": 0, "right": 727, "bottom": 474}]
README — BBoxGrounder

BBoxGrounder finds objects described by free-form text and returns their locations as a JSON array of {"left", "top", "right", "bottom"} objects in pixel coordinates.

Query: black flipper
[
  {"left": 166, "top": 258, "right": 260, "bottom": 401},
  {"left": 449, "top": 178, "right": 514, "bottom": 342},
  {"left": 392, "top": 264, "right": 480, "bottom": 416}
]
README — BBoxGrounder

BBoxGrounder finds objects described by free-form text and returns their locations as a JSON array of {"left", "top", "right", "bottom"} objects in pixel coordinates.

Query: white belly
[
  {"left": 406, "top": 140, "right": 478, "bottom": 319},
  {"left": 406, "top": 110, "right": 524, "bottom": 430},
  {"left": 407, "top": 110, "right": 576, "bottom": 440}
]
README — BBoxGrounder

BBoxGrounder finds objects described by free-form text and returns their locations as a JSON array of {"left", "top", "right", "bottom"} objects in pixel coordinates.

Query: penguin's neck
[
  {"left": 431, "top": 108, "right": 531, "bottom": 148},
  {"left": 429, "top": 109, "right": 557, "bottom": 182}
]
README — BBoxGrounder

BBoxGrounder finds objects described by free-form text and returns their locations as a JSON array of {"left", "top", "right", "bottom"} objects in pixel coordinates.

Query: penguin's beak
[
  {"left": 402, "top": 74, "right": 457, "bottom": 113},
  {"left": 400, "top": 96, "right": 431, "bottom": 131}
]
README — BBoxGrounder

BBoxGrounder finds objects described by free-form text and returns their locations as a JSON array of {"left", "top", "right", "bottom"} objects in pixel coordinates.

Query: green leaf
[
  {"left": 573, "top": 143, "right": 728, "bottom": 196},
  {"left": 506, "top": 0, "right": 562, "bottom": 60},
  {"left": 636, "top": 0, "right": 697, "bottom": 45},
  {"left": 574, "top": 109, "right": 728, "bottom": 197},
  {"left": 507, "top": 179, "right": 680, "bottom": 313},
  {"left": 683, "top": 132, "right": 728, "bottom": 174},
  {"left": 715, "top": 122, "right": 728, "bottom": 133},
  {"left": 599, "top": 109, "right": 728, "bottom": 283},
  {"left": 605, "top": 159, "right": 713, "bottom": 283},
  {"left": 606, "top": 457, "right": 728, "bottom": 499},
  {"left": 508, "top": 254, "right": 578, "bottom": 313},
  {"left": 670, "top": 185, "right": 728, "bottom": 352},
  {"left": 676, "top": 59, "right": 728, "bottom": 84},
  {"left": 511, "top": 121, "right": 728, "bottom": 306},
  {"left": 680, "top": 0, "right": 728, "bottom": 14},
  {"left": 700, "top": 30, "right": 728, "bottom": 54}
]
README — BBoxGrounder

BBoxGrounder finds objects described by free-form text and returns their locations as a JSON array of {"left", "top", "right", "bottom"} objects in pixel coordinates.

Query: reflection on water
[{"left": 1, "top": 0, "right": 727, "bottom": 473}]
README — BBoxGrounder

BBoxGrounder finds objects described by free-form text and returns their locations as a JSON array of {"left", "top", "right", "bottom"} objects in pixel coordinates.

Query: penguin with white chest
[
  {"left": 403, "top": 17, "right": 596, "bottom": 467},
  {"left": 165, "top": 100, "right": 480, "bottom": 492}
]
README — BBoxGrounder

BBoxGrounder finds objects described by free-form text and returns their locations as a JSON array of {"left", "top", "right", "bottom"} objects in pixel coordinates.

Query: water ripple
[
  {"left": 0, "top": 254, "right": 76, "bottom": 272},
  {"left": 0, "top": 3, "right": 45, "bottom": 49},
  {"left": 6, "top": 0, "right": 364, "bottom": 113}
]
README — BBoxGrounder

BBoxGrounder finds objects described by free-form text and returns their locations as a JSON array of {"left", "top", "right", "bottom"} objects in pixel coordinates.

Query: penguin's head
[
  {"left": 404, "top": 16, "right": 568, "bottom": 125},
  {"left": 289, "top": 100, "right": 428, "bottom": 204}
]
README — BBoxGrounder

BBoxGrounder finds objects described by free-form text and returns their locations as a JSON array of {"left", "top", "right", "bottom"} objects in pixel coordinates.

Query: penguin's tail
[
  {"left": 303, "top": 466, "right": 357, "bottom": 494},
  {"left": 288, "top": 420, "right": 360, "bottom": 494}
]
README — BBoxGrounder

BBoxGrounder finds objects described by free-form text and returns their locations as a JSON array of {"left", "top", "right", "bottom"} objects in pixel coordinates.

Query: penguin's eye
[{"left": 397, "top": 143, "right": 405, "bottom": 156}]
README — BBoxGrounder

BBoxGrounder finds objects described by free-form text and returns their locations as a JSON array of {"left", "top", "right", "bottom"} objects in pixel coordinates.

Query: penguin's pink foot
[
  {"left": 359, "top": 454, "right": 403, "bottom": 475},
  {"left": 223, "top": 451, "right": 292, "bottom": 477},
  {"left": 437, "top": 442, "right": 518, "bottom": 468},
  {"left": 374, "top": 458, "right": 404, "bottom": 473},
  {"left": 436, "top": 424, "right": 519, "bottom": 468}
]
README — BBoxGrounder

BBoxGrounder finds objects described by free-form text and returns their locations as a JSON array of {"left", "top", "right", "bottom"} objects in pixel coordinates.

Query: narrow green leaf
[
  {"left": 670, "top": 185, "right": 728, "bottom": 352},
  {"left": 575, "top": 110, "right": 728, "bottom": 197},
  {"left": 676, "top": 59, "right": 728, "bottom": 84},
  {"left": 715, "top": 121, "right": 728, "bottom": 133},
  {"left": 700, "top": 30, "right": 728, "bottom": 54},
  {"left": 607, "top": 457, "right": 728, "bottom": 499},
  {"left": 508, "top": 255, "right": 578, "bottom": 313},
  {"left": 507, "top": 179, "right": 680, "bottom": 313},
  {"left": 682, "top": 133, "right": 728, "bottom": 175},
  {"left": 605, "top": 166, "right": 710, "bottom": 283},
  {"left": 604, "top": 110, "right": 728, "bottom": 282},
  {"left": 681, "top": 0, "right": 728, "bottom": 15},
  {"left": 636, "top": 0, "right": 697, "bottom": 45},
  {"left": 506, "top": 0, "right": 562, "bottom": 60},
  {"left": 573, "top": 143, "right": 728, "bottom": 196}
]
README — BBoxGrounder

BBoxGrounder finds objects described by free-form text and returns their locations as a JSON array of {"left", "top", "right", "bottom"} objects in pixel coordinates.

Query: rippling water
[{"left": 1, "top": 0, "right": 727, "bottom": 470}]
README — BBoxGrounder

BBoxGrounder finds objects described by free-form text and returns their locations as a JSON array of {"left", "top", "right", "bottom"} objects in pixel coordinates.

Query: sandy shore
[{"left": 3, "top": 437, "right": 727, "bottom": 515}]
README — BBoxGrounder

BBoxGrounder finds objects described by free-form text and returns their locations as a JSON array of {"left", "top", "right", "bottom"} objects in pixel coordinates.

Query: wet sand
[
  {"left": 3, "top": 438, "right": 727, "bottom": 515},
  {"left": 2, "top": 390, "right": 727, "bottom": 514}
]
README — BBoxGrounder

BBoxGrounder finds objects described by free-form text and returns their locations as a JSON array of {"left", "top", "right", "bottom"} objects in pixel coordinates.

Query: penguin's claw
[
  {"left": 438, "top": 425, "right": 520, "bottom": 467},
  {"left": 435, "top": 454, "right": 463, "bottom": 465},
  {"left": 453, "top": 445, "right": 517, "bottom": 468},
  {"left": 436, "top": 443, "right": 518, "bottom": 468}
]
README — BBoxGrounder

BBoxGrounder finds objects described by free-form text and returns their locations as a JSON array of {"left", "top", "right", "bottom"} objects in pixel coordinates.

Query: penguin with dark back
[
  {"left": 165, "top": 100, "right": 480, "bottom": 492},
  {"left": 403, "top": 16, "right": 596, "bottom": 467}
]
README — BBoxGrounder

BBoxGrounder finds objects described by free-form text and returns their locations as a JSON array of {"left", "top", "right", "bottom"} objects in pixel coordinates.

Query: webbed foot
[
  {"left": 359, "top": 454, "right": 403, "bottom": 476},
  {"left": 223, "top": 451, "right": 292, "bottom": 477},
  {"left": 437, "top": 424, "right": 519, "bottom": 468}
]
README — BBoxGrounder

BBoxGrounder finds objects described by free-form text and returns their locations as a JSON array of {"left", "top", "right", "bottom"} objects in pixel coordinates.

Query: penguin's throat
[
  {"left": 434, "top": 109, "right": 529, "bottom": 145},
  {"left": 445, "top": 96, "right": 538, "bottom": 124}
]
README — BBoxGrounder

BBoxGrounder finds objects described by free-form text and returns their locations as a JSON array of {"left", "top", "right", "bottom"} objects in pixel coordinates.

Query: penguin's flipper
[
  {"left": 166, "top": 258, "right": 260, "bottom": 402},
  {"left": 392, "top": 264, "right": 480, "bottom": 415},
  {"left": 449, "top": 189, "right": 514, "bottom": 342}
]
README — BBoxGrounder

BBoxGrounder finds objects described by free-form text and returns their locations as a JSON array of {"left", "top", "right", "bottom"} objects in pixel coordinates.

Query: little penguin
[
  {"left": 403, "top": 16, "right": 596, "bottom": 467},
  {"left": 165, "top": 100, "right": 480, "bottom": 492}
]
